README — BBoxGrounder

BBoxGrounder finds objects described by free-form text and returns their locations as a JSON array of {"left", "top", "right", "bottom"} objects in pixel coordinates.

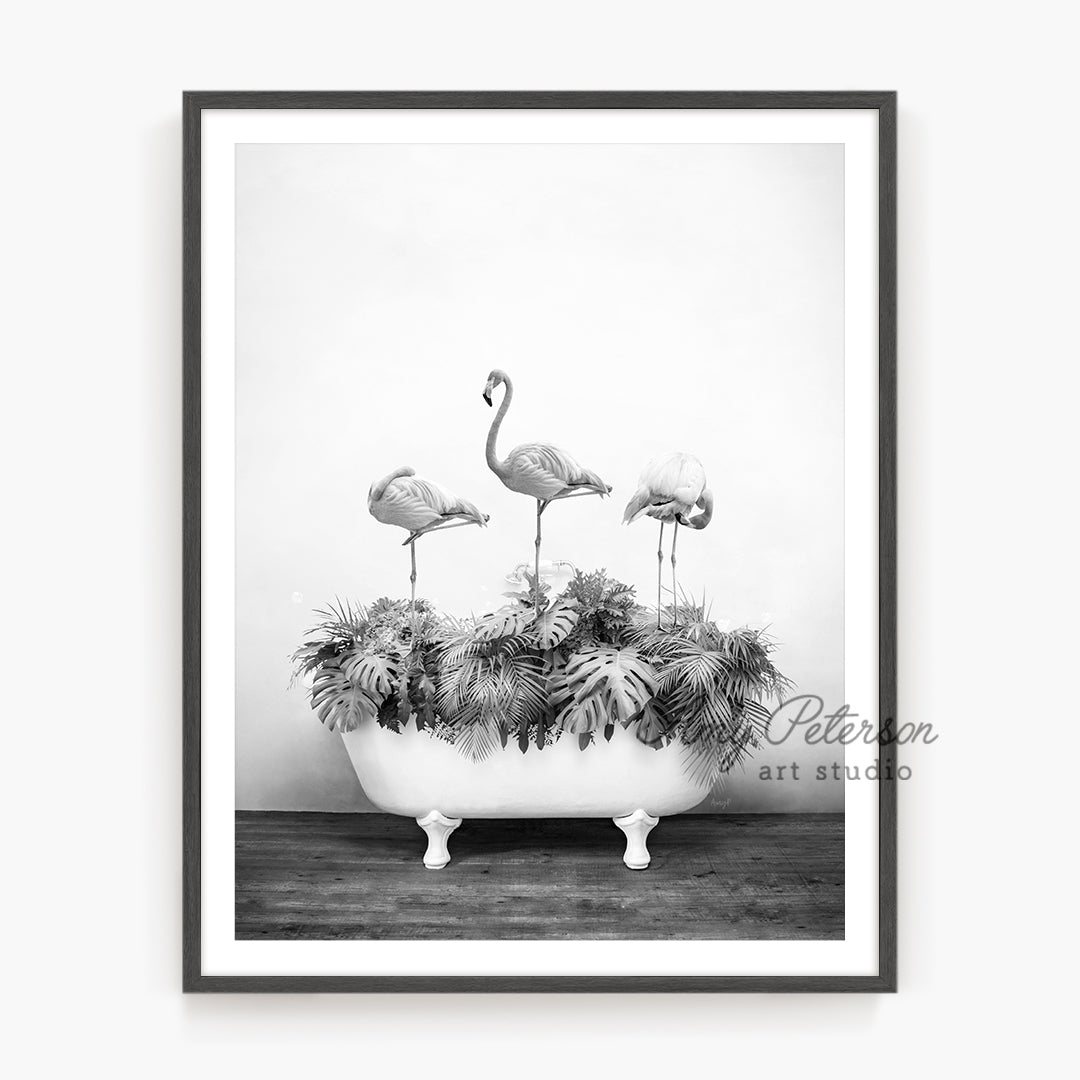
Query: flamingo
[
  {"left": 367, "top": 466, "right": 489, "bottom": 617},
  {"left": 622, "top": 452, "right": 714, "bottom": 629},
  {"left": 482, "top": 369, "right": 611, "bottom": 615}
]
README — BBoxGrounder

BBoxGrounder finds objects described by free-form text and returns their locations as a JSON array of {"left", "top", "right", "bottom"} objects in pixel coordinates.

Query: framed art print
[{"left": 183, "top": 91, "right": 897, "bottom": 992}]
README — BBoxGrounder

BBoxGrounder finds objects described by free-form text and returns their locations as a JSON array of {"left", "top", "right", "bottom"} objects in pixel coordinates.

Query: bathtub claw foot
[
  {"left": 613, "top": 810, "right": 660, "bottom": 870},
  {"left": 417, "top": 811, "right": 462, "bottom": 869}
]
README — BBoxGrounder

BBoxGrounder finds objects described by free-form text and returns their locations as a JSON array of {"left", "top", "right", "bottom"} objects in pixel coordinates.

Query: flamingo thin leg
[
  {"left": 534, "top": 500, "right": 545, "bottom": 616},
  {"left": 657, "top": 520, "right": 665, "bottom": 630},
  {"left": 670, "top": 521, "right": 680, "bottom": 629},
  {"left": 409, "top": 540, "right": 418, "bottom": 639}
]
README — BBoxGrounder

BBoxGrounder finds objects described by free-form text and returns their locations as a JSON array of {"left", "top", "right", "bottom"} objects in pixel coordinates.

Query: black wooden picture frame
[{"left": 182, "top": 90, "right": 897, "bottom": 993}]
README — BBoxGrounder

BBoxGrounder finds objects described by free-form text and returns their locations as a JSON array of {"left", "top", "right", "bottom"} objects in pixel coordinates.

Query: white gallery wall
[
  {"left": 4, "top": 0, "right": 1077, "bottom": 1075},
  {"left": 235, "top": 142, "right": 845, "bottom": 812}
]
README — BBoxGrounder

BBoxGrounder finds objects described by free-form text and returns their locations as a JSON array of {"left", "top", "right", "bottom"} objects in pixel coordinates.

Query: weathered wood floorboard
[{"left": 235, "top": 812, "right": 844, "bottom": 940}]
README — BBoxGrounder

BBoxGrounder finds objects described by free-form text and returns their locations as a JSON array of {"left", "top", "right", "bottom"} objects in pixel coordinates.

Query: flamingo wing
[
  {"left": 408, "top": 476, "right": 489, "bottom": 527},
  {"left": 624, "top": 453, "right": 707, "bottom": 524},
  {"left": 622, "top": 485, "right": 680, "bottom": 524},
  {"left": 622, "top": 484, "right": 654, "bottom": 524},
  {"left": 505, "top": 443, "right": 610, "bottom": 500},
  {"left": 642, "top": 452, "right": 705, "bottom": 507},
  {"left": 370, "top": 474, "right": 487, "bottom": 533}
]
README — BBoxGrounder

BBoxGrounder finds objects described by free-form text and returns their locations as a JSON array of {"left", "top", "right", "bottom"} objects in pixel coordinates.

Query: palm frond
[
  {"left": 623, "top": 597, "right": 795, "bottom": 783},
  {"left": 500, "top": 659, "right": 549, "bottom": 733},
  {"left": 452, "top": 714, "right": 503, "bottom": 762},
  {"left": 435, "top": 635, "right": 548, "bottom": 759},
  {"left": 289, "top": 639, "right": 344, "bottom": 684},
  {"left": 679, "top": 696, "right": 764, "bottom": 787},
  {"left": 308, "top": 597, "right": 371, "bottom": 642}
]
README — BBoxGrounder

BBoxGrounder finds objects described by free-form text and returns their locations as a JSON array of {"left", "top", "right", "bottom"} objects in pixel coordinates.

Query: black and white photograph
[
  {"left": 174, "top": 96, "right": 897, "bottom": 993},
  {"left": 234, "top": 138, "right": 849, "bottom": 943}
]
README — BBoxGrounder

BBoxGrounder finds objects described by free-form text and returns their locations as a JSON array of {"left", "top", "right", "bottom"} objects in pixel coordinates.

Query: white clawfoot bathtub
[{"left": 341, "top": 721, "right": 706, "bottom": 870}]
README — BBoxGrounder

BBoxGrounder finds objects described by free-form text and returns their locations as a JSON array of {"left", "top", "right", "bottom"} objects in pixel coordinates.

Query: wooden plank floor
[{"left": 236, "top": 812, "right": 843, "bottom": 940}]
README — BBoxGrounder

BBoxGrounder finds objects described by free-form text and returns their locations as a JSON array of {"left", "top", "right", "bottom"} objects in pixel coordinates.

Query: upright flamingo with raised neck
[
  {"left": 482, "top": 369, "right": 611, "bottom": 614},
  {"left": 623, "top": 452, "right": 714, "bottom": 629},
  {"left": 368, "top": 466, "right": 489, "bottom": 617}
]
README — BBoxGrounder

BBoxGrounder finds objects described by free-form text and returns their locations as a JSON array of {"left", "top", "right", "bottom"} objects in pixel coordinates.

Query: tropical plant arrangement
[
  {"left": 292, "top": 569, "right": 792, "bottom": 788},
  {"left": 294, "top": 367, "right": 791, "bottom": 788}
]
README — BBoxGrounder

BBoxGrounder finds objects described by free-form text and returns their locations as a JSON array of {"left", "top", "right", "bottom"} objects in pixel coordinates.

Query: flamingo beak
[{"left": 482, "top": 385, "right": 493, "bottom": 406}]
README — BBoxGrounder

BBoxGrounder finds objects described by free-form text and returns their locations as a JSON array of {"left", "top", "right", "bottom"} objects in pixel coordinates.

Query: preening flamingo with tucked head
[
  {"left": 368, "top": 466, "right": 489, "bottom": 613},
  {"left": 623, "top": 452, "right": 714, "bottom": 629},
  {"left": 482, "top": 369, "right": 612, "bottom": 615}
]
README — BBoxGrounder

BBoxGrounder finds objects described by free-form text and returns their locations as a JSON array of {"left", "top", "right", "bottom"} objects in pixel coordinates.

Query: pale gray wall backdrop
[{"left": 235, "top": 141, "right": 845, "bottom": 812}]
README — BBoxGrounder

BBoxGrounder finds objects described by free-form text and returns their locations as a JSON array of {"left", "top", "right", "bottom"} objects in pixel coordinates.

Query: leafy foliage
[
  {"left": 549, "top": 647, "right": 662, "bottom": 739},
  {"left": 502, "top": 569, "right": 552, "bottom": 613},
  {"left": 291, "top": 597, "right": 444, "bottom": 736},
  {"left": 342, "top": 651, "right": 399, "bottom": 699},
  {"left": 559, "top": 568, "right": 639, "bottom": 651},
  {"left": 435, "top": 619, "right": 551, "bottom": 759},
  {"left": 629, "top": 604, "right": 793, "bottom": 786},
  {"left": 292, "top": 579, "right": 790, "bottom": 784},
  {"left": 310, "top": 660, "right": 380, "bottom": 732},
  {"left": 529, "top": 599, "right": 580, "bottom": 650},
  {"left": 474, "top": 606, "right": 534, "bottom": 642}
]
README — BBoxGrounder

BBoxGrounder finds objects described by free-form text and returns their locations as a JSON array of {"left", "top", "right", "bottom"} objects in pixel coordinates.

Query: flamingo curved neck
[
  {"left": 687, "top": 488, "right": 714, "bottom": 529},
  {"left": 370, "top": 465, "right": 412, "bottom": 502},
  {"left": 486, "top": 376, "right": 514, "bottom": 478}
]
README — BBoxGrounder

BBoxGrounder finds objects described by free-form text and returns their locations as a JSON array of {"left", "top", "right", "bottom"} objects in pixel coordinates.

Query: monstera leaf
[
  {"left": 474, "top": 606, "right": 534, "bottom": 642},
  {"left": 529, "top": 599, "right": 579, "bottom": 650},
  {"left": 310, "top": 662, "right": 380, "bottom": 733},
  {"left": 549, "top": 647, "right": 661, "bottom": 738},
  {"left": 341, "top": 651, "right": 399, "bottom": 701}
]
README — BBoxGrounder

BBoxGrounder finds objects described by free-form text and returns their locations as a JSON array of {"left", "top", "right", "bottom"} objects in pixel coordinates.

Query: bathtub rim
[{"left": 340, "top": 716, "right": 711, "bottom": 819}]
